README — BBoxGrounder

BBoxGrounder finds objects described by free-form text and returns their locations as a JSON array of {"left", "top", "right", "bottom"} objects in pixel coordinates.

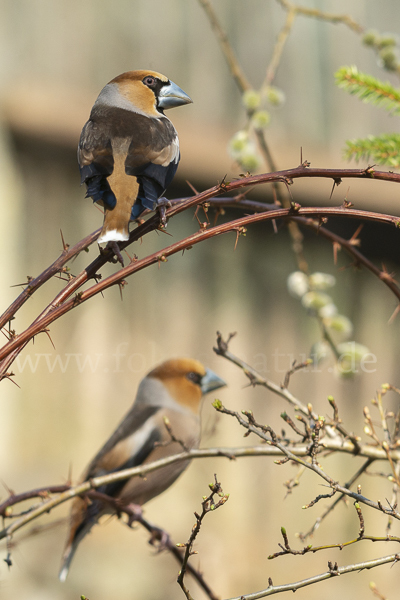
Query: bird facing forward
[
  {"left": 59, "top": 358, "right": 226, "bottom": 581},
  {"left": 79, "top": 70, "right": 192, "bottom": 263}
]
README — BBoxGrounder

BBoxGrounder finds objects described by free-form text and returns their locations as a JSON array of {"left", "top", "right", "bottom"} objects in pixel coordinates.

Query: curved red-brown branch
[
  {"left": 0, "top": 203, "right": 398, "bottom": 366},
  {"left": 1, "top": 165, "right": 400, "bottom": 381}
]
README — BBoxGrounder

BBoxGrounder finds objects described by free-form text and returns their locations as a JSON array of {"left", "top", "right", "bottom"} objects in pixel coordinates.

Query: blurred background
[{"left": 1, "top": 1, "right": 400, "bottom": 599}]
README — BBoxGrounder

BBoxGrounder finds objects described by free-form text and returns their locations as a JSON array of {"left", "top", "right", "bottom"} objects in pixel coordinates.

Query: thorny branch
[
  {"left": 210, "top": 195, "right": 400, "bottom": 303},
  {"left": 2, "top": 165, "right": 400, "bottom": 383}
]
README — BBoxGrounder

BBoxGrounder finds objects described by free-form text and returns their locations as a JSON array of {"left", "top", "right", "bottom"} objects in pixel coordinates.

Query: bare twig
[
  {"left": 85, "top": 490, "right": 220, "bottom": 600},
  {"left": 275, "top": 0, "right": 364, "bottom": 34},
  {"left": 300, "top": 457, "right": 375, "bottom": 540},
  {"left": 213, "top": 331, "right": 336, "bottom": 426},
  {"left": 212, "top": 402, "right": 400, "bottom": 519},
  {"left": 226, "top": 553, "right": 399, "bottom": 599},
  {"left": 265, "top": 7, "right": 296, "bottom": 86},
  {"left": 177, "top": 475, "right": 228, "bottom": 600},
  {"left": 2, "top": 440, "right": 399, "bottom": 541},
  {"left": 196, "top": 0, "right": 251, "bottom": 93}
]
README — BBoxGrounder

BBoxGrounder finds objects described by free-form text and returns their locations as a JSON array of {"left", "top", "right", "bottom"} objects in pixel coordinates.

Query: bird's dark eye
[
  {"left": 143, "top": 76, "right": 156, "bottom": 87},
  {"left": 186, "top": 371, "right": 202, "bottom": 385}
]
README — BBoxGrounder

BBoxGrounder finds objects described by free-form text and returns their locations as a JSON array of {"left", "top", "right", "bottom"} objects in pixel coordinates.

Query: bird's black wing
[
  {"left": 124, "top": 116, "right": 180, "bottom": 216},
  {"left": 78, "top": 119, "right": 116, "bottom": 209}
]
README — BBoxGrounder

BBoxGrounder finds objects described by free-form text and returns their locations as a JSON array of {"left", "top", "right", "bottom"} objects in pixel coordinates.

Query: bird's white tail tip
[
  {"left": 58, "top": 543, "right": 75, "bottom": 582},
  {"left": 98, "top": 229, "right": 129, "bottom": 244},
  {"left": 58, "top": 565, "right": 69, "bottom": 582}
]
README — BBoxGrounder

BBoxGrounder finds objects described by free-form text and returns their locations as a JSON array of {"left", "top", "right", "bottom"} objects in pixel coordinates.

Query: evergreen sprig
[
  {"left": 336, "top": 66, "right": 400, "bottom": 168},
  {"left": 344, "top": 134, "right": 400, "bottom": 168},
  {"left": 335, "top": 66, "right": 400, "bottom": 114}
]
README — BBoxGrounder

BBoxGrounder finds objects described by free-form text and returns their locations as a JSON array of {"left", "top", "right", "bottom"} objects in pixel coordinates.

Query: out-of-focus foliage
[
  {"left": 287, "top": 270, "right": 370, "bottom": 377},
  {"left": 336, "top": 30, "right": 400, "bottom": 168},
  {"left": 335, "top": 66, "right": 400, "bottom": 114},
  {"left": 344, "top": 133, "right": 400, "bottom": 167},
  {"left": 362, "top": 28, "right": 400, "bottom": 73}
]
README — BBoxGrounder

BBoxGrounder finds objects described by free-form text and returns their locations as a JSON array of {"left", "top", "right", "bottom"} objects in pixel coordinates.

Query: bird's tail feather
[
  {"left": 59, "top": 503, "right": 98, "bottom": 581},
  {"left": 58, "top": 540, "right": 77, "bottom": 582},
  {"left": 97, "top": 155, "right": 139, "bottom": 244},
  {"left": 59, "top": 518, "right": 97, "bottom": 581}
]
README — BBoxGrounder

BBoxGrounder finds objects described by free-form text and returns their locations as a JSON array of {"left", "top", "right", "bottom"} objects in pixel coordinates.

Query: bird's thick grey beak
[
  {"left": 158, "top": 80, "right": 193, "bottom": 109},
  {"left": 201, "top": 368, "right": 227, "bottom": 395}
]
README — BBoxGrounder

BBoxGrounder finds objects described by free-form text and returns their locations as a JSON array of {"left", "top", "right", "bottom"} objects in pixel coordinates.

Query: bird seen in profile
[
  {"left": 59, "top": 358, "right": 226, "bottom": 581},
  {"left": 78, "top": 70, "right": 192, "bottom": 265}
]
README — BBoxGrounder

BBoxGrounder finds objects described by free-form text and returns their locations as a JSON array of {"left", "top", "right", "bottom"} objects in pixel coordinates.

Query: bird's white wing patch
[
  {"left": 123, "top": 416, "right": 158, "bottom": 456},
  {"left": 150, "top": 136, "right": 180, "bottom": 167}
]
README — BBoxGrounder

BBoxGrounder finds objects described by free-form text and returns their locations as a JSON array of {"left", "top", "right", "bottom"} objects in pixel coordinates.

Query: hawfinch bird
[
  {"left": 59, "top": 358, "right": 226, "bottom": 581},
  {"left": 79, "top": 70, "right": 192, "bottom": 259}
]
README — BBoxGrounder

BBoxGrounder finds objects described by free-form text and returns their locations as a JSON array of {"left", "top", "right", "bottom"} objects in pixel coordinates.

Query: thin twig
[
  {"left": 300, "top": 457, "right": 375, "bottom": 540},
  {"left": 2, "top": 442, "right": 399, "bottom": 540},
  {"left": 196, "top": 0, "right": 251, "bottom": 92},
  {"left": 177, "top": 475, "right": 228, "bottom": 600},
  {"left": 224, "top": 553, "right": 399, "bottom": 599},
  {"left": 275, "top": 0, "right": 364, "bottom": 34},
  {"left": 212, "top": 402, "right": 400, "bottom": 518},
  {"left": 265, "top": 7, "right": 296, "bottom": 86}
]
